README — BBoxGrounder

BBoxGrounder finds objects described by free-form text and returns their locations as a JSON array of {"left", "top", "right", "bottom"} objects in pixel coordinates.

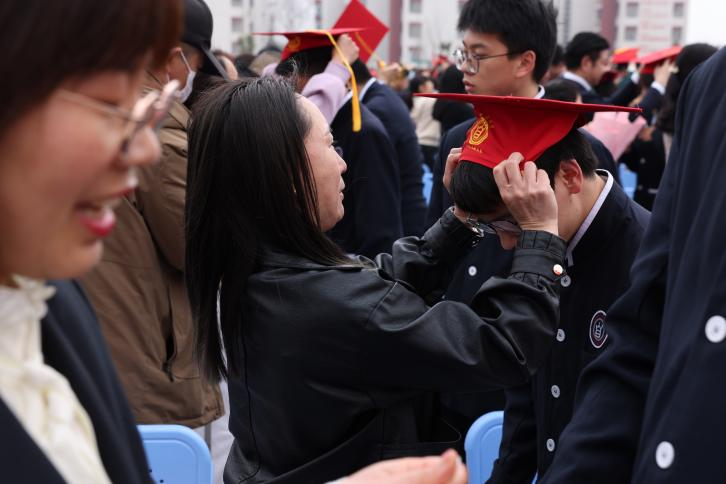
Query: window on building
[
  {"left": 231, "top": 0, "right": 242, "bottom": 6},
  {"left": 410, "top": 0, "right": 422, "bottom": 13},
  {"left": 231, "top": 17, "right": 244, "bottom": 33},
  {"left": 672, "top": 26, "right": 683, "bottom": 45},
  {"left": 673, "top": 2, "right": 685, "bottom": 18},
  {"left": 625, "top": 25, "right": 637, "bottom": 41},
  {"left": 409, "top": 22, "right": 422, "bottom": 39},
  {"left": 409, "top": 46, "right": 422, "bottom": 63},
  {"left": 625, "top": 2, "right": 638, "bottom": 17}
]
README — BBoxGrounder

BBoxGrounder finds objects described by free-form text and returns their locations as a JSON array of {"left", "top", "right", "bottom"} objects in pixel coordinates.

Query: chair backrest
[
  {"left": 464, "top": 411, "right": 504, "bottom": 484},
  {"left": 138, "top": 424, "right": 213, "bottom": 484}
]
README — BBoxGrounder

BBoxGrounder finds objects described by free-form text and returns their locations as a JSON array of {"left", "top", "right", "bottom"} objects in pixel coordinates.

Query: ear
[
  {"left": 557, "top": 159, "right": 583, "bottom": 195},
  {"left": 165, "top": 46, "right": 183, "bottom": 71},
  {"left": 580, "top": 55, "right": 593, "bottom": 72},
  {"left": 514, "top": 50, "right": 536, "bottom": 79}
]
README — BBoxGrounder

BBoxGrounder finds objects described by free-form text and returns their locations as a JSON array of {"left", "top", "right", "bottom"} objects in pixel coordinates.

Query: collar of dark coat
[
  {"left": 568, "top": 178, "right": 632, "bottom": 271},
  {"left": 259, "top": 246, "right": 368, "bottom": 271}
]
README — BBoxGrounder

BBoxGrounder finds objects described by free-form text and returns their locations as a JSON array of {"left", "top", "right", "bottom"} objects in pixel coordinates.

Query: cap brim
[{"left": 199, "top": 48, "right": 230, "bottom": 80}]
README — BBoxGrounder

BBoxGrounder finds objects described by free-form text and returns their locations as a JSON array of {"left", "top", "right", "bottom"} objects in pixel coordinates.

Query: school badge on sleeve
[{"left": 589, "top": 310, "right": 608, "bottom": 349}]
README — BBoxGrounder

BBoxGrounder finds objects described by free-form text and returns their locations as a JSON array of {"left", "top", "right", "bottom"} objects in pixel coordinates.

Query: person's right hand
[
  {"left": 493, "top": 152, "right": 558, "bottom": 235},
  {"left": 653, "top": 59, "right": 673, "bottom": 87},
  {"left": 443, "top": 147, "right": 462, "bottom": 195},
  {"left": 343, "top": 449, "right": 467, "bottom": 484},
  {"left": 332, "top": 33, "right": 360, "bottom": 66}
]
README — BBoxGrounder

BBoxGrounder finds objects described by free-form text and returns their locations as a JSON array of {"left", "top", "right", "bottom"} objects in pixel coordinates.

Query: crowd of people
[{"left": 1, "top": 0, "right": 725, "bottom": 483}]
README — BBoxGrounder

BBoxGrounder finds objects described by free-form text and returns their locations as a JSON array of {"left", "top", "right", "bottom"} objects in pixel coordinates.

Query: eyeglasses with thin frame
[
  {"left": 452, "top": 48, "right": 521, "bottom": 75},
  {"left": 466, "top": 212, "right": 522, "bottom": 237},
  {"left": 58, "top": 80, "right": 180, "bottom": 159}
]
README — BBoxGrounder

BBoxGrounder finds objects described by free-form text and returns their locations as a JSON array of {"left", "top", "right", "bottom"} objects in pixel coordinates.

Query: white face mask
[{"left": 176, "top": 50, "right": 196, "bottom": 103}]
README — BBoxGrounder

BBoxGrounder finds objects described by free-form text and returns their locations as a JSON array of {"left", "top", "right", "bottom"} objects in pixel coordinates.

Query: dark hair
[
  {"left": 410, "top": 76, "right": 434, "bottom": 94},
  {"left": 234, "top": 53, "right": 259, "bottom": 78},
  {"left": 543, "top": 79, "right": 580, "bottom": 102},
  {"left": 0, "top": 0, "right": 182, "bottom": 134},
  {"left": 438, "top": 65, "right": 467, "bottom": 94},
  {"left": 185, "top": 71, "right": 227, "bottom": 112},
  {"left": 186, "top": 78, "right": 347, "bottom": 380},
  {"left": 450, "top": 128, "right": 598, "bottom": 213},
  {"left": 565, "top": 32, "right": 610, "bottom": 70},
  {"left": 457, "top": 0, "right": 557, "bottom": 82},
  {"left": 275, "top": 46, "right": 332, "bottom": 79},
  {"left": 351, "top": 59, "right": 373, "bottom": 84},
  {"left": 552, "top": 44, "right": 565, "bottom": 65},
  {"left": 657, "top": 43, "right": 717, "bottom": 135}
]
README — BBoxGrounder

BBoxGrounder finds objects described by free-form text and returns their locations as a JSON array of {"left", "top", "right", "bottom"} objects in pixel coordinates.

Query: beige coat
[{"left": 81, "top": 86, "right": 222, "bottom": 427}]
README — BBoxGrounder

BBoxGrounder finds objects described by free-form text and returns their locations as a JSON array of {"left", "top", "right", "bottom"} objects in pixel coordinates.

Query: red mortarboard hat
[
  {"left": 255, "top": 27, "right": 365, "bottom": 61},
  {"left": 415, "top": 93, "right": 642, "bottom": 169},
  {"left": 611, "top": 47, "right": 640, "bottom": 65},
  {"left": 636, "top": 46, "right": 682, "bottom": 74},
  {"left": 333, "top": 0, "right": 389, "bottom": 65}
]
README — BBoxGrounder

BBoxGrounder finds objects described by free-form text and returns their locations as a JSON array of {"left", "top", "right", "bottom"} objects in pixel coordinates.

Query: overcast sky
[{"left": 686, "top": 0, "right": 726, "bottom": 46}]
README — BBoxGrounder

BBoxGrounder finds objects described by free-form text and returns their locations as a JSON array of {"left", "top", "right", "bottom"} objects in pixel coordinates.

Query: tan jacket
[{"left": 81, "top": 86, "right": 222, "bottom": 427}]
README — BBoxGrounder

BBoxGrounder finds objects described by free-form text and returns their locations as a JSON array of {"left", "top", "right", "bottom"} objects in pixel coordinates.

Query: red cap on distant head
[
  {"left": 636, "top": 46, "right": 682, "bottom": 74},
  {"left": 255, "top": 28, "right": 365, "bottom": 61},
  {"left": 415, "top": 93, "right": 642, "bottom": 168},
  {"left": 333, "top": 0, "right": 389, "bottom": 64},
  {"left": 612, "top": 47, "right": 640, "bottom": 65}
]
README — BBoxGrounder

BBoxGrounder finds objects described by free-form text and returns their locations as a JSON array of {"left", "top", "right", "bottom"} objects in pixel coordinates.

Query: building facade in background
[{"left": 206, "top": 0, "right": 688, "bottom": 64}]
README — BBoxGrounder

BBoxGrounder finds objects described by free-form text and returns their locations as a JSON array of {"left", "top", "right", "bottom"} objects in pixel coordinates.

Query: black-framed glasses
[
  {"left": 452, "top": 48, "right": 520, "bottom": 75},
  {"left": 58, "top": 79, "right": 180, "bottom": 159},
  {"left": 465, "top": 212, "right": 522, "bottom": 237}
]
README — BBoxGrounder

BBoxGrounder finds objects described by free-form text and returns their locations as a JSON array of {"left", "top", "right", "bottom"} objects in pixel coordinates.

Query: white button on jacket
[
  {"left": 705, "top": 315, "right": 726, "bottom": 343},
  {"left": 656, "top": 441, "right": 675, "bottom": 469}
]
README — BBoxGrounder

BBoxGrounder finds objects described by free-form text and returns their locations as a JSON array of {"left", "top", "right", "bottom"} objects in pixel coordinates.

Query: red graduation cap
[
  {"left": 333, "top": 0, "right": 389, "bottom": 65},
  {"left": 255, "top": 27, "right": 365, "bottom": 61},
  {"left": 415, "top": 93, "right": 642, "bottom": 169},
  {"left": 636, "top": 46, "right": 682, "bottom": 74},
  {"left": 612, "top": 47, "right": 640, "bottom": 65}
]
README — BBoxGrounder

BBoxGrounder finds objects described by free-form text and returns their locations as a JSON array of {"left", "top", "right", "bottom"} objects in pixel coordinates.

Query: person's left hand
[{"left": 343, "top": 449, "right": 467, "bottom": 484}]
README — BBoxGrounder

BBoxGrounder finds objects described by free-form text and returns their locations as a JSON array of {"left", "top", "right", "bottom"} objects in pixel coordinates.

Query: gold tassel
[{"left": 310, "top": 29, "right": 362, "bottom": 132}]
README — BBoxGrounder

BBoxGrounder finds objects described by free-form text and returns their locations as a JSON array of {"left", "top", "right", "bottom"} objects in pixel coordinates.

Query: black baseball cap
[{"left": 183, "top": 0, "right": 229, "bottom": 79}]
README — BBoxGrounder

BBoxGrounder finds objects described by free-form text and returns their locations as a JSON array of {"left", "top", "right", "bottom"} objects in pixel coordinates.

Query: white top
[
  {"left": 565, "top": 170, "right": 614, "bottom": 267},
  {"left": 0, "top": 276, "right": 111, "bottom": 484},
  {"left": 411, "top": 96, "right": 441, "bottom": 146}
]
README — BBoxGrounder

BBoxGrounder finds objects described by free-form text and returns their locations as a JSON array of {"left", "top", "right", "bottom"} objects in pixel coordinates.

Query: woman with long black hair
[{"left": 186, "top": 77, "right": 566, "bottom": 483}]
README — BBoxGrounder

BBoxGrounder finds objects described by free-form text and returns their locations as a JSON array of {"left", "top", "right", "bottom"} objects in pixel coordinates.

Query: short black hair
[
  {"left": 543, "top": 79, "right": 579, "bottom": 102},
  {"left": 552, "top": 44, "right": 565, "bottom": 65},
  {"left": 410, "top": 75, "right": 433, "bottom": 94},
  {"left": 351, "top": 59, "right": 372, "bottom": 83},
  {"left": 450, "top": 128, "right": 598, "bottom": 214},
  {"left": 457, "top": 0, "right": 558, "bottom": 82},
  {"left": 565, "top": 32, "right": 610, "bottom": 70},
  {"left": 275, "top": 46, "right": 332, "bottom": 79}
]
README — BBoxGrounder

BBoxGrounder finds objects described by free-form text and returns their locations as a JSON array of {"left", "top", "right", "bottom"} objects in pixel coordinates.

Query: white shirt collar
[
  {"left": 562, "top": 71, "right": 592, "bottom": 92},
  {"left": 565, "top": 169, "right": 613, "bottom": 267},
  {"left": 534, "top": 85, "right": 546, "bottom": 99},
  {"left": 342, "top": 77, "right": 378, "bottom": 106}
]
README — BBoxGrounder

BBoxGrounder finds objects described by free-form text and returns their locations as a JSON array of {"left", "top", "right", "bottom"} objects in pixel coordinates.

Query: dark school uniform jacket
[
  {"left": 361, "top": 81, "right": 427, "bottom": 237},
  {"left": 328, "top": 99, "right": 403, "bottom": 258},
  {"left": 562, "top": 75, "right": 640, "bottom": 107},
  {"left": 426, "top": 119, "right": 625, "bottom": 436},
  {"left": 223, "top": 209, "right": 567, "bottom": 484},
  {"left": 540, "top": 46, "right": 726, "bottom": 484},
  {"left": 488, "top": 174, "right": 650, "bottom": 484},
  {"left": 620, "top": 127, "right": 667, "bottom": 210},
  {"left": 0, "top": 280, "right": 151, "bottom": 484}
]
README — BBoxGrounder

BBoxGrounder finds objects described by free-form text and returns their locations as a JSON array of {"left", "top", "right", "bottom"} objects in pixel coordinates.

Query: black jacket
[
  {"left": 540, "top": 47, "right": 726, "bottom": 484},
  {"left": 362, "top": 81, "right": 427, "bottom": 237},
  {"left": 223, "top": 209, "right": 567, "bottom": 483},
  {"left": 562, "top": 75, "right": 640, "bottom": 107},
  {"left": 488, "top": 178, "right": 650, "bottom": 483},
  {"left": 620, "top": 128, "right": 666, "bottom": 210},
  {"left": 0, "top": 280, "right": 151, "bottom": 484},
  {"left": 328, "top": 100, "right": 403, "bottom": 258}
]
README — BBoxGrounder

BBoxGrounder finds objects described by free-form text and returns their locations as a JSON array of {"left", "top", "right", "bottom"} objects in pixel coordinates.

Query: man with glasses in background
[
  {"left": 424, "top": 0, "right": 649, "bottom": 460},
  {"left": 80, "top": 1, "right": 232, "bottom": 482}
]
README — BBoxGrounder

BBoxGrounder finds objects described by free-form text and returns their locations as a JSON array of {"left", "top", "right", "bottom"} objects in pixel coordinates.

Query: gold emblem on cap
[
  {"left": 469, "top": 115, "right": 490, "bottom": 146},
  {"left": 288, "top": 36, "right": 302, "bottom": 53}
]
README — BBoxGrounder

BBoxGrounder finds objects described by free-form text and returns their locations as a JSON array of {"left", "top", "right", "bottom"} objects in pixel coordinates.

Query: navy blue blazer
[
  {"left": 328, "top": 99, "right": 403, "bottom": 258},
  {"left": 488, "top": 180, "right": 650, "bottom": 483},
  {"left": 0, "top": 280, "right": 150, "bottom": 484},
  {"left": 562, "top": 75, "right": 640, "bottom": 107},
  {"left": 362, "top": 81, "right": 427, "bottom": 237},
  {"left": 540, "top": 47, "right": 726, "bottom": 483}
]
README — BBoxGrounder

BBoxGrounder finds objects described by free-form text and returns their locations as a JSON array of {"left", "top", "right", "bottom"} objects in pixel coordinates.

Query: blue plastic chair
[
  {"left": 465, "top": 411, "right": 504, "bottom": 484},
  {"left": 138, "top": 424, "right": 213, "bottom": 484}
]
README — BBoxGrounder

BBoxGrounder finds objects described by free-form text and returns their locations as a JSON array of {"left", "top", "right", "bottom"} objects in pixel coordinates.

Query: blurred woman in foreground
[{"left": 186, "top": 77, "right": 566, "bottom": 483}]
